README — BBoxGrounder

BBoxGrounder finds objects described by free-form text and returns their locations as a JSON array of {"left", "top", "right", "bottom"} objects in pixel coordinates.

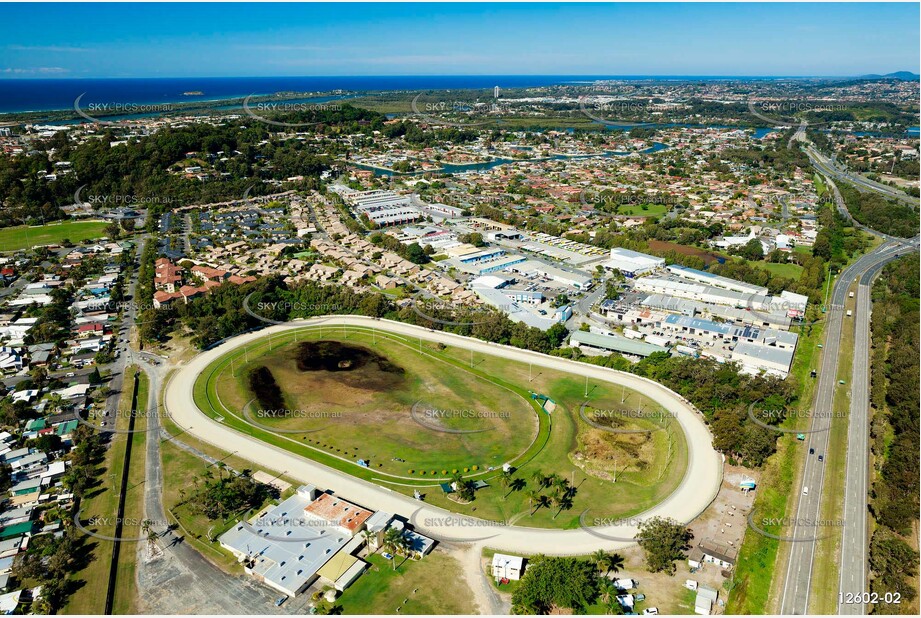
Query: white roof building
[
  {"left": 604, "top": 248, "right": 665, "bottom": 276},
  {"left": 491, "top": 553, "right": 525, "bottom": 581},
  {"left": 218, "top": 487, "right": 369, "bottom": 598}
]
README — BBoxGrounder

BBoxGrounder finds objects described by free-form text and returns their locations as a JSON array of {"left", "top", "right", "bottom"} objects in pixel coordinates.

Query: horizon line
[{"left": 1, "top": 72, "right": 918, "bottom": 81}]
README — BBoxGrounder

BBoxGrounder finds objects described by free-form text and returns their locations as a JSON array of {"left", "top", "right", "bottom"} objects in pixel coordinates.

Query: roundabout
[{"left": 164, "top": 315, "right": 723, "bottom": 553}]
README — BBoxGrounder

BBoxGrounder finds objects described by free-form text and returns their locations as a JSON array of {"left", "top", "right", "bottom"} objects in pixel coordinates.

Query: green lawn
[
  {"left": 813, "top": 173, "right": 828, "bottom": 196},
  {"left": 64, "top": 366, "right": 140, "bottom": 614},
  {"left": 337, "top": 552, "right": 476, "bottom": 614},
  {"left": 616, "top": 203, "right": 670, "bottom": 217},
  {"left": 113, "top": 371, "right": 150, "bottom": 615},
  {"left": 194, "top": 325, "right": 689, "bottom": 529},
  {"left": 218, "top": 334, "right": 538, "bottom": 473},
  {"left": 0, "top": 220, "right": 109, "bottom": 251},
  {"left": 159, "top": 435, "right": 250, "bottom": 573},
  {"left": 752, "top": 260, "right": 804, "bottom": 280}
]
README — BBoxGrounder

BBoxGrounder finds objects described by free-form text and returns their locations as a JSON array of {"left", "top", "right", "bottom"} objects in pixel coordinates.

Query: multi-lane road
[
  {"left": 778, "top": 137, "right": 920, "bottom": 613},
  {"left": 778, "top": 236, "right": 916, "bottom": 615},
  {"left": 806, "top": 144, "right": 920, "bottom": 207}
]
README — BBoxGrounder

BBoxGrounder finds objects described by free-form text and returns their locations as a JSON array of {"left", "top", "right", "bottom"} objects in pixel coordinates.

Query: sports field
[
  {"left": 195, "top": 324, "right": 689, "bottom": 528},
  {"left": 616, "top": 203, "right": 670, "bottom": 217},
  {"left": 0, "top": 220, "right": 109, "bottom": 251}
]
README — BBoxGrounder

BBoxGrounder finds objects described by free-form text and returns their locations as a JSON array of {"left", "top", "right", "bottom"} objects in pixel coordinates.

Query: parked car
[
  {"left": 274, "top": 596, "right": 288, "bottom": 607},
  {"left": 643, "top": 609, "right": 659, "bottom": 615}
]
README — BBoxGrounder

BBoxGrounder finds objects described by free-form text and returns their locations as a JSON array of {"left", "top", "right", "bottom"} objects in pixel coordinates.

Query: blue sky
[{"left": 1, "top": 2, "right": 918, "bottom": 78}]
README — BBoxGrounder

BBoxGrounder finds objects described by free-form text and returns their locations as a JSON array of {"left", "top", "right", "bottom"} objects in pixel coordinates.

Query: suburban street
[{"left": 162, "top": 314, "right": 724, "bottom": 555}]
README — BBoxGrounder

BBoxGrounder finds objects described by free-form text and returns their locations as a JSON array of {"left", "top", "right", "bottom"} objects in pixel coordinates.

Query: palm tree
[
  {"left": 526, "top": 489, "right": 540, "bottom": 516},
  {"left": 530, "top": 469, "right": 545, "bottom": 488},
  {"left": 531, "top": 494, "right": 550, "bottom": 516},
  {"left": 382, "top": 527, "right": 407, "bottom": 570},
  {"left": 498, "top": 470, "right": 513, "bottom": 499},
  {"left": 608, "top": 552, "right": 625, "bottom": 575},
  {"left": 593, "top": 549, "right": 612, "bottom": 574},
  {"left": 553, "top": 476, "right": 571, "bottom": 499},
  {"left": 360, "top": 528, "right": 375, "bottom": 550},
  {"left": 605, "top": 596, "right": 625, "bottom": 615},
  {"left": 598, "top": 578, "right": 618, "bottom": 603}
]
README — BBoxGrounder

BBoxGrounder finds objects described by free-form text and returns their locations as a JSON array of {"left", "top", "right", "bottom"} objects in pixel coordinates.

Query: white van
[
  {"left": 846, "top": 310, "right": 852, "bottom": 317},
  {"left": 803, "top": 486, "right": 809, "bottom": 496},
  {"left": 849, "top": 291, "right": 855, "bottom": 298}
]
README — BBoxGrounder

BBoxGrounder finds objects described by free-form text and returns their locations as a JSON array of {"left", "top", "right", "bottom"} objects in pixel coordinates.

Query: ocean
[{"left": 0, "top": 75, "right": 794, "bottom": 114}]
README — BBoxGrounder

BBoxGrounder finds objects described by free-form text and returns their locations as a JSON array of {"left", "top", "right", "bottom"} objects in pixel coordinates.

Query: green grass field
[
  {"left": 337, "top": 552, "right": 475, "bottom": 614},
  {"left": 616, "top": 203, "right": 670, "bottom": 217},
  {"left": 194, "top": 325, "right": 689, "bottom": 529},
  {"left": 752, "top": 260, "right": 804, "bottom": 280},
  {"left": 112, "top": 371, "right": 149, "bottom": 615},
  {"left": 222, "top": 336, "right": 538, "bottom": 473},
  {"left": 64, "top": 366, "right": 142, "bottom": 614},
  {"left": 0, "top": 220, "right": 109, "bottom": 251}
]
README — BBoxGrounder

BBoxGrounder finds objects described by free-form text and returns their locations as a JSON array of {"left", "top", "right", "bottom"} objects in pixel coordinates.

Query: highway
[
  {"left": 775, "top": 125, "right": 920, "bottom": 614},
  {"left": 805, "top": 144, "right": 919, "bottom": 207},
  {"left": 163, "top": 314, "right": 724, "bottom": 555},
  {"left": 778, "top": 238, "right": 915, "bottom": 615}
]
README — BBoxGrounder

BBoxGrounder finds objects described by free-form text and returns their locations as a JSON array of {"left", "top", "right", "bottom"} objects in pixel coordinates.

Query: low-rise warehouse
[
  {"left": 603, "top": 248, "right": 665, "bottom": 277},
  {"left": 569, "top": 330, "right": 668, "bottom": 358}
]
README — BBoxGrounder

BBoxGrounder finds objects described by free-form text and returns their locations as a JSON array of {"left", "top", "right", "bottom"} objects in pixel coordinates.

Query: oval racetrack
[{"left": 164, "top": 315, "right": 723, "bottom": 553}]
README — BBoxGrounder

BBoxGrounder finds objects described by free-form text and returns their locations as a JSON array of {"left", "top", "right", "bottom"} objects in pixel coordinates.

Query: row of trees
[
  {"left": 866, "top": 256, "right": 919, "bottom": 613},
  {"left": 511, "top": 554, "right": 623, "bottom": 615},
  {"left": 837, "top": 181, "right": 919, "bottom": 238},
  {"left": 182, "top": 466, "right": 277, "bottom": 521}
]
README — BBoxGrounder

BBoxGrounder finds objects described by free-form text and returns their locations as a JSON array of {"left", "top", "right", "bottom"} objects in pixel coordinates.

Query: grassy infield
[
  {"left": 180, "top": 326, "right": 688, "bottom": 613},
  {"left": 195, "top": 324, "right": 688, "bottom": 530}
]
